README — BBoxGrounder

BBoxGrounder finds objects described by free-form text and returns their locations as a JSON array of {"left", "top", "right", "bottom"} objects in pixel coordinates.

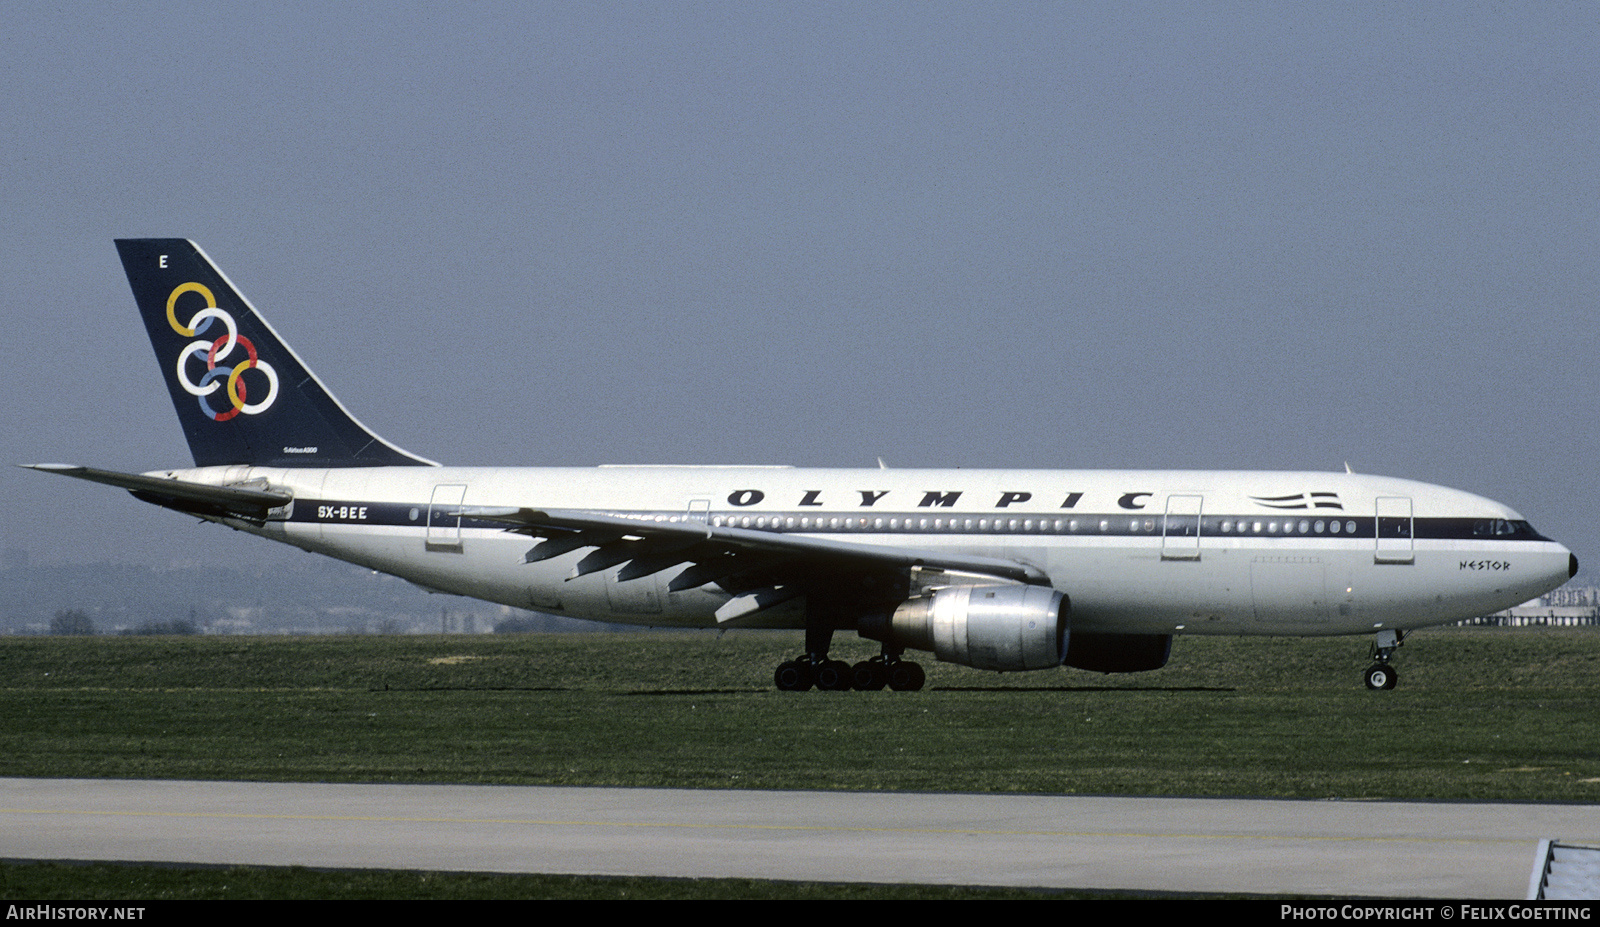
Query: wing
[
  {"left": 22, "top": 464, "right": 292, "bottom": 523},
  {"left": 461, "top": 506, "right": 1052, "bottom": 624}
]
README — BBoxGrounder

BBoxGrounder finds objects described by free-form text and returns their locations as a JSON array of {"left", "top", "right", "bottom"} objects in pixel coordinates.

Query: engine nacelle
[
  {"left": 869, "top": 584, "right": 1068, "bottom": 672},
  {"left": 1063, "top": 632, "right": 1173, "bottom": 673}
]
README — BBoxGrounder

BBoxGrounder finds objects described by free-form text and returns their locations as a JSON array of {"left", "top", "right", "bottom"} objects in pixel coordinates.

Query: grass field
[
  {"left": 2, "top": 627, "right": 1596, "bottom": 899},
  {"left": 1, "top": 627, "right": 1597, "bottom": 801}
]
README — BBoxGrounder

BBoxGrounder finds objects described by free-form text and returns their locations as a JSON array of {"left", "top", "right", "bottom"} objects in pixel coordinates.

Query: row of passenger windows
[
  {"left": 711, "top": 514, "right": 1098, "bottom": 532},
  {"left": 1219, "top": 519, "right": 1363, "bottom": 536},
  {"left": 678, "top": 513, "right": 1372, "bottom": 536}
]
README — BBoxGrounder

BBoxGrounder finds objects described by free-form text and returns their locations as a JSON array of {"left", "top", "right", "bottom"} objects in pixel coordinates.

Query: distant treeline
[{"left": 47, "top": 608, "right": 198, "bottom": 636}]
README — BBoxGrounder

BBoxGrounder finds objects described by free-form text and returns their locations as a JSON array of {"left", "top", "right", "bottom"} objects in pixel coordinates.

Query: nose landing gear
[{"left": 1363, "top": 629, "right": 1405, "bottom": 690}]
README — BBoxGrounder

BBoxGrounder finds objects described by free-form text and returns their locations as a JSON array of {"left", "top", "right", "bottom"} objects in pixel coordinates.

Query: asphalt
[{"left": 5, "top": 778, "right": 1598, "bottom": 897}]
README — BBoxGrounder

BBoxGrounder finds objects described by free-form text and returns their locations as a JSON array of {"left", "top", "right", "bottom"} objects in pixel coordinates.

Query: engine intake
[{"left": 873, "top": 584, "right": 1068, "bottom": 672}]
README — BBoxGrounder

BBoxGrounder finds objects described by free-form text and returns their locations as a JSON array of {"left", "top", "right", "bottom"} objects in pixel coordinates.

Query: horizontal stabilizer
[{"left": 22, "top": 464, "right": 291, "bottom": 523}]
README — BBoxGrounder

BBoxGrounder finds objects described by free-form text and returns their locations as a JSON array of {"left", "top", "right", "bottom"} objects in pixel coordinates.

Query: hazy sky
[{"left": 3, "top": 2, "right": 1596, "bottom": 579}]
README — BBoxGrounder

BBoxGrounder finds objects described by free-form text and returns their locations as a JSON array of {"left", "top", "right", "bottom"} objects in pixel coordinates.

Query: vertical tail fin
[{"left": 115, "top": 239, "right": 436, "bottom": 469}]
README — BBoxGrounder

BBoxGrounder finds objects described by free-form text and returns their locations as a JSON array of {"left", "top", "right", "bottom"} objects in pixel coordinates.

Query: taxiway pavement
[{"left": 4, "top": 778, "right": 1596, "bottom": 897}]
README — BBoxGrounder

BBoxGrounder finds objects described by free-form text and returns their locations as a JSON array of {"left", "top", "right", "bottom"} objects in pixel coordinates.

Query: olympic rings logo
[{"left": 166, "top": 282, "right": 279, "bottom": 421}]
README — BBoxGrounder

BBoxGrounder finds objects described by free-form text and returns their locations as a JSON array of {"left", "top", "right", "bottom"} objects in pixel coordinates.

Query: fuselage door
[
  {"left": 686, "top": 499, "right": 711, "bottom": 524},
  {"left": 426, "top": 483, "right": 468, "bottom": 553},
  {"left": 1162, "top": 494, "right": 1203, "bottom": 561},
  {"left": 1374, "top": 496, "right": 1414, "bottom": 564}
]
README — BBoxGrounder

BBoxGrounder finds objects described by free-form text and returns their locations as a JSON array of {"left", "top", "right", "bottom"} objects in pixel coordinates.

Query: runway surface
[{"left": 4, "top": 778, "right": 1598, "bottom": 897}]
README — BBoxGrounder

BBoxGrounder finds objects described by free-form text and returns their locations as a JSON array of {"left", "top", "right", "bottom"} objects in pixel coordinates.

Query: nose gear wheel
[{"left": 1363, "top": 629, "right": 1405, "bottom": 690}]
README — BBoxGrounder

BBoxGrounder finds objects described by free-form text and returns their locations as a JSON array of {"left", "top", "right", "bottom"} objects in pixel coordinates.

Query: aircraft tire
[
  {"left": 851, "top": 660, "right": 887, "bottom": 691},
  {"left": 1363, "top": 664, "right": 1397, "bottom": 691},
  {"left": 775, "top": 661, "right": 815, "bottom": 691},
  {"left": 888, "top": 661, "right": 925, "bottom": 692},
  {"left": 815, "top": 660, "right": 853, "bottom": 691}
]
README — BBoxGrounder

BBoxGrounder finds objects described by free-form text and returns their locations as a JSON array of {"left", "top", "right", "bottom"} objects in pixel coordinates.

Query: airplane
[{"left": 25, "top": 239, "right": 1578, "bottom": 691}]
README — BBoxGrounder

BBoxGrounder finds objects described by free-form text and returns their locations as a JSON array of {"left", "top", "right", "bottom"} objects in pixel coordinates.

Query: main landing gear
[
  {"left": 773, "top": 653, "right": 925, "bottom": 691},
  {"left": 773, "top": 625, "right": 925, "bottom": 692},
  {"left": 1363, "top": 629, "right": 1405, "bottom": 690}
]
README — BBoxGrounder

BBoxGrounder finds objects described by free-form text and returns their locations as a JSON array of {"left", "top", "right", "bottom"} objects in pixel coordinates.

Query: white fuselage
[{"left": 156, "top": 464, "right": 1574, "bottom": 638}]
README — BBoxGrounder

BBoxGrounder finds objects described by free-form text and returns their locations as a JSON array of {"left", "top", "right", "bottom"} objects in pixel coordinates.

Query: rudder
[{"left": 115, "top": 239, "right": 436, "bottom": 469}]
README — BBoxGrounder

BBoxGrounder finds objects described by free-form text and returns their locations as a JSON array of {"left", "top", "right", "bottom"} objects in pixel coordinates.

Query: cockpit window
[{"left": 1473, "top": 519, "right": 1538, "bottom": 539}]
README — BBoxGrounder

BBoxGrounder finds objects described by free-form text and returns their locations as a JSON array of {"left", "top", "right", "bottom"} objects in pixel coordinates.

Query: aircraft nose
[{"left": 1571, "top": 553, "right": 1580, "bottom": 579}]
